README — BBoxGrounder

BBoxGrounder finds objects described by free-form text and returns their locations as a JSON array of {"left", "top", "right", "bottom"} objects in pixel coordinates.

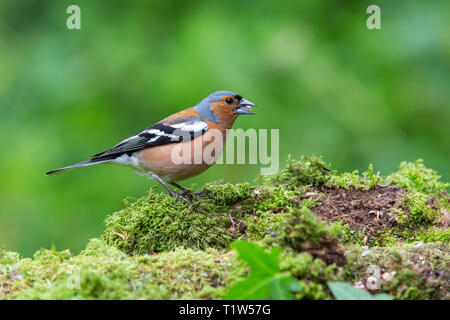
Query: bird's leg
[
  {"left": 172, "top": 182, "right": 216, "bottom": 198},
  {"left": 170, "top": 181, "right": 214, "bottom": 197},
  {"left": 169, "top": 182, "right": 191, "bottom": 195},
  {"left": 152, "top": 174, "right": 192, "bottom": 205}
]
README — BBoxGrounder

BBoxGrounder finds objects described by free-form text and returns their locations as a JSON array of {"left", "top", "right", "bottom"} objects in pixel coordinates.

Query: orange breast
[{"left": 135, "top": 127, "right": 229, "bottom": 181}]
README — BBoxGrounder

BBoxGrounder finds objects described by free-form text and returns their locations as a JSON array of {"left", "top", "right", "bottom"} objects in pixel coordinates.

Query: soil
[
  {"left": 309, "top": 185, "right": 407, "bottom": 244},
  {"left": 228, "top": 184, "right": 439, "bottom": 267},
  {"left": 303, "top": 240, "right": 348, "bottom": 267}
]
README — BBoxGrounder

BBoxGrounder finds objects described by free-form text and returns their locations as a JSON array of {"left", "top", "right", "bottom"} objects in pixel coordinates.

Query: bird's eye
[{"left": 225, "top": 98, "right": 234, "bottom": 104}]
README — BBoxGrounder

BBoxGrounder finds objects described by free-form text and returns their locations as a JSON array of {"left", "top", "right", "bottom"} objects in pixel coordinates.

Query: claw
[
  {"left": 177, "top": 189, "right": 192, "bottom": 197},
  {"left": 176, "top": 193, "right": 192, "bottom": 205},
  {"left": 196, "top": 189, "right": 215, "bottom": 197},
  {"left": 168, "top": 187, "right": 192, "bottom": 204},
  {"left": 152, "top": 175, "right": 193, "bottom": 205}
]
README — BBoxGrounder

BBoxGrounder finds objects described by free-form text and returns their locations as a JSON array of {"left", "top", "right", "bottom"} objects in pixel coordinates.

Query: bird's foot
[
  {"left": 168, "top": 181, "right": 214, "bottom": 199},
  {"left": 165, "top": 181, "right": 214, "bottom": 204},
  {"left": 195, "top": 189, "right": 215, "bottom": 197},
  {"left": 173, "top": 192, "right": 192, "bottom": 205},
  {"left": 165, "top": 188, "right": 192, "bottom": 205},
  {"left": 177, "top": 189, "right": 192, "bottom": 197},
  {"left": 173, "top": 189, "right": 213, "bottom": 203}
]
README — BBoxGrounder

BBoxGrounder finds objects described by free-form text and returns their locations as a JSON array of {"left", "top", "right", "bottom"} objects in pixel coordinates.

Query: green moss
[
  {"left": 386, "top": 159, "right": 449, "bottom": 195},
  {"left": 327, "top": 170, "right": 365, "bottom": 189},
  {"left": 400, "top": 191, "right": 441, "bottom": 225},
  {"left": 81, "top": 238, "right": 127, "bottom": 257},
  {"left": 101, "top": 186, "right": 236, "bottom": 255},
  {"left": 414, "top": 227, "right": 450, "bottom": 243},
  {"left": 279, "top": 251, "right": 341, "bottom": 300},
  {"left": 346, "top": 190, "right": 448, "bottom": 246},
  {"left": 262, "top": 155, "right": 331, "bottom": 189},
  {"left": 375, "top": 189, "right": 448, "bottom": 245},
  {"left": 202, "top": 182, "right": 252, "bottom": 206},
  {"left": 377, "top": 226, "right": 450, "bottom": 246},
  {"left": 328, "top": 164, "right": 382, "bottom": 189},
  {"left": 344, "top": 242, "right": 449, "bottom": 300},
  {"left": 240, "top": 186, "right": 304, "bottom": 240},
  {"left": 276, "top": 207, "right": 343, "bottom": 251},
  {"left": 0, "top": 247, "right": 21, "bottom": 265},
  {"left": 1, "top": 156, "right": 449, "bottom": 300},
  {"left": 340, "top": 224, "right": 366, "bottom": 246},
  {"left": 250, "top": 207, "right": 347, "bottom": 300},
  {"left": 2, "top": 238, "right": 251, "bottom": 300},
  {"left": 101, "top": 182, "right": 307, "bottom": 255}
]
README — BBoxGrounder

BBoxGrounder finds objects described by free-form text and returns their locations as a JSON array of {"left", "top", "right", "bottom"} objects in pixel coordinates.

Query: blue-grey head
[{"left": 194, "top": 91, "right": 256, "bottom": 123}]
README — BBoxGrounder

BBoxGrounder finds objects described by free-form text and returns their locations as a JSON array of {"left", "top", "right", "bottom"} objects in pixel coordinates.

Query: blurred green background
[{"left": 0, "top": 0, "right": 449, "bottom": 257}]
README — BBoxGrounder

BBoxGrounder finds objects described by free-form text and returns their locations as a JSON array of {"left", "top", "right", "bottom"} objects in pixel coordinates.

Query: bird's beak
[{"left": 235, "top": 99, "right": 256, "bottom": 115}]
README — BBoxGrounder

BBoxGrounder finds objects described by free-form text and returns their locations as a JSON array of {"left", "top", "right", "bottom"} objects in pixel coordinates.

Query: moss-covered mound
[{"left": 1, "top": 156, "right": 448, "bottom": 300}]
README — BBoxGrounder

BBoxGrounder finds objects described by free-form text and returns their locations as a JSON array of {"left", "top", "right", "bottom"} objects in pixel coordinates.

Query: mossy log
[{"left": 1, "top": 156, "right": 448, "bottom": 299}]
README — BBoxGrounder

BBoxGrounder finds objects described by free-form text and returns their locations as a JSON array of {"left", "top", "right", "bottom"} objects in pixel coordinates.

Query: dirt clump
[{"left": 310, "top": 185, "right": 407, "bottom": 244}]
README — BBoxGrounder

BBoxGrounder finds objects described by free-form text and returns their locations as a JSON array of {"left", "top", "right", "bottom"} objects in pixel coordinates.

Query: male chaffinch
[{"left": 46, "top": 91, "right": 256, "bottom": 204}]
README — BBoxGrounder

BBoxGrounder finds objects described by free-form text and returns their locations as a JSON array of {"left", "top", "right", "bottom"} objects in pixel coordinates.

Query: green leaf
[
  {"left": 225, "top": 241, "right": 302, "bottom": 300},
  {"left": 371, "top": 293, "right": 395, "bottom": 300},
  {"left": 225, "top": 274, "right": 272, "bottom": 299},
  {"left": 268, "top": 273, "right": 302, "bottom": 300},
  {"left": 231, "top": 241, "right": 279, "bottom": 276},
  {"left": 225, "top": 273, "right": 302, "bottom": 300},
  {"left": 328, "top": 282, "right": 394, "bottom": 300}
]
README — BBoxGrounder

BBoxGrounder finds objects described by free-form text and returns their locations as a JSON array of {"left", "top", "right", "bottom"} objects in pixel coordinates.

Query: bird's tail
[{"left": 46, "top": 156, "right": 115, "bottom": 176}]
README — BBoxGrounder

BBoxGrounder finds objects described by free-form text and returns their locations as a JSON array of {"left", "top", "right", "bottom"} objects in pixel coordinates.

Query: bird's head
[{"left": 194, "top": 91, "right": 256, "bottom": 123}]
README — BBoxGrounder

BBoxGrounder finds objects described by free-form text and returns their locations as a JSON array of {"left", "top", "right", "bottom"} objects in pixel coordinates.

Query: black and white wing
[{"left": 91, "top": 116, "right": 208, "bottom": 159}]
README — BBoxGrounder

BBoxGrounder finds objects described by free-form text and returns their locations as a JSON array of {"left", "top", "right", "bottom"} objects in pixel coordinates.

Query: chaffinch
[{"left": 46, "top": 91, "right": 256, "bottom": 204}]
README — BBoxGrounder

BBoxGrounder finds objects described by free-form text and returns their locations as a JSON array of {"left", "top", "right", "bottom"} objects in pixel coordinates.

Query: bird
[{"left": 46, "top": 91, "right": 256, "bottom": 204}]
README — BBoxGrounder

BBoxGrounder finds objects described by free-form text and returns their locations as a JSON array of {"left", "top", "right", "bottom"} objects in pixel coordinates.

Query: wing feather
[{"left": 91, "top": 117, "right": 208, "bottom": 159}]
